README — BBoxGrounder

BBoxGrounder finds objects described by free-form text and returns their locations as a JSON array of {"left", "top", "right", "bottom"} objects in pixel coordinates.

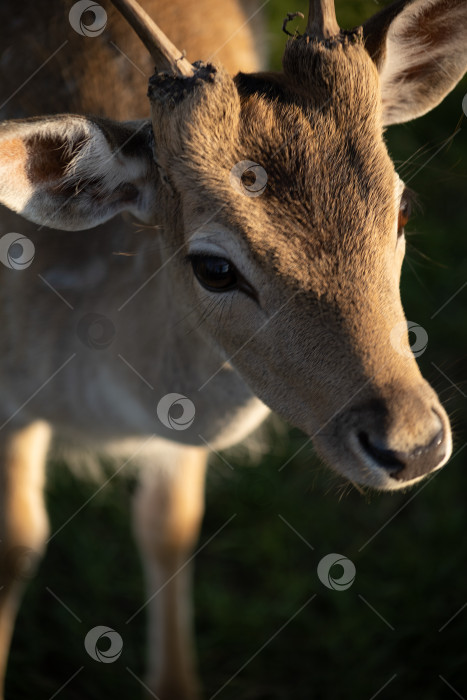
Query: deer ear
[
  {"left": 363, "top": 0, "right": 467, "bottom": 126},
  {"left": 0, "top": 115, "right": 157, "bottom": 230}
]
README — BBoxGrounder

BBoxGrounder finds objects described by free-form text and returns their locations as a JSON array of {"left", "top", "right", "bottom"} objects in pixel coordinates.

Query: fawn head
[{"left": 0, "top": 0, "right": 465, "bottom": 489}]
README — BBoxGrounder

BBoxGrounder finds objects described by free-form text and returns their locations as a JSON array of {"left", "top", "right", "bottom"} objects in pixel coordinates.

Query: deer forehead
[
  {"left": 171, "top": 45, "right": 395, "bottom": 230},
  {"left": 155, "top": 36, "right": 401, "bottom": 299},
  {"left": 178, "top": 118, "right": 398, "bottom": 273},
  {"left": 182, "top": 118, "right": 398, "bottom": 290},
  {"left": 159, "top": 36, "right": 386, "bottom": 183}
]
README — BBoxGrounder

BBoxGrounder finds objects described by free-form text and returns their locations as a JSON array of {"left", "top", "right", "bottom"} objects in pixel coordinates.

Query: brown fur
[
  {"left": 143, "top": 28, "right": 451, "bottom": 482},
  {"left": 0, "top": 1, "right": 465, "bottom": 698}
]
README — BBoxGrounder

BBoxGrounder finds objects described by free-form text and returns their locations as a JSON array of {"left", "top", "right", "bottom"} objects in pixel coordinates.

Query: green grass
[{"left": 5, "top": 1, "right": 467, "bottom": 698}]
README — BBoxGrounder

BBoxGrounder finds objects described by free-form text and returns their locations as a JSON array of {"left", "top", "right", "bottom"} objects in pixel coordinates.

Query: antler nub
[
  {"left": 306, "top": 0, "right": 340, "bottom": 40},
  {"left": 110, "top": 0, "right": 194, "bottom": 77}
]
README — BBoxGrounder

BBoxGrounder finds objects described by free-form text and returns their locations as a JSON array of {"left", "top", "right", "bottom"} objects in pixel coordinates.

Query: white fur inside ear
[
  {"left": 64, "top": 120, "right": 150, "bottom": 194},
  {"left": 379, "top": 0, "right": 467, "bottom": 125},
  {"left": 0, "top": 116, "right": 157, "bottom": 230}
]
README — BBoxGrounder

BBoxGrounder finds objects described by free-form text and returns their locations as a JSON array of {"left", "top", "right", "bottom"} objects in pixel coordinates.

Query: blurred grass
[{"left": 6, "top": 1, "right": 467, "bottom": 699}]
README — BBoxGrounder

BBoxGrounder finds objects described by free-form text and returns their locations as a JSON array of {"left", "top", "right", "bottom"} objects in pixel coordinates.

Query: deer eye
[
  {"left": 398, "top": 189, "right": 412, "bottom": 236},
  {"left": 190, "top": 255, "right": 239, "bottom": 292}
]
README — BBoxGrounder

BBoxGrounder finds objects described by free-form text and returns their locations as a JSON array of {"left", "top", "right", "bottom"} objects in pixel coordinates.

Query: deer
[{"left": 0, "top": 0, "right": 465, "bottom": 696}]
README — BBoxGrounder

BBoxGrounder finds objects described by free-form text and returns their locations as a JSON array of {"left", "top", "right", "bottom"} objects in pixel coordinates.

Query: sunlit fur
[{"left": 0, "top": 1, "right": 465, "bottom": 698}]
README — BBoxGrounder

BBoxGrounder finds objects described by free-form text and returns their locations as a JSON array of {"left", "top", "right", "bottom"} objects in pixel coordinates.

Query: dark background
[{"left": 6, "top": 1, "right": 467, "bottom": 698}]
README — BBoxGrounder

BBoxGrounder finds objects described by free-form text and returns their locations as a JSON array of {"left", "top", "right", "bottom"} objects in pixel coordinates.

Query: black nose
[{"left": 358, "top": 415, "right": 447, "bottom": 481}]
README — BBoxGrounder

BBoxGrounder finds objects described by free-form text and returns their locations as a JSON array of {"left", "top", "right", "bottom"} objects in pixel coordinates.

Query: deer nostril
[
  {"left": 357, "top": 411, "right": 447, "bottom": 481},
  {"left": 358, "top": 432, "right": 405, "bottom": 473}
]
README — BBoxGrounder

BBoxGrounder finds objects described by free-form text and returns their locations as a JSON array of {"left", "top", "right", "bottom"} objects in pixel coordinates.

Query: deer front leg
[
  {"left": 0, "top": 421, "right": 51, "bottom": 698},
  {"left": 132, "top": 445, "right": 208, "bottom": 700}
]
